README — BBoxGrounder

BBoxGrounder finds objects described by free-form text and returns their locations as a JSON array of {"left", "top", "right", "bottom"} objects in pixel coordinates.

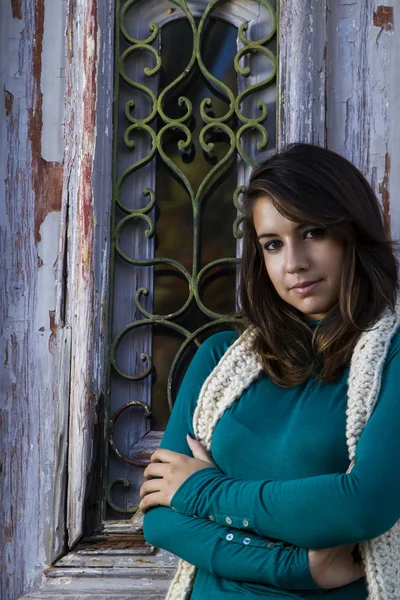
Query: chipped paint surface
[
  {"left": 36, "top": 212, "right": 61, "bottom": 353},
  {"left": 373, "top": 5, "right": 394, "bottom": 31},
  {"left": 4, "top": 90, "right": 14, "bottom": 115},
  {"left": 0, "top": 0, "right": 66, "bottom": 598},
  {"left": 41, "top": 0, "right": 66, "bottom": 161},
  {"left": 11, "top": 0, "right": 22, "bottom": 20},
  {"left": 379, "top": 153, "right": 391, "bottom": 236},
  {"left": 281, "top": 0, "right": 400, "bottom": 242},
  {"left": 29, "top": 0, "right": 63, "bottom": 244},
  {"left": 279, "top": 0, "right": 328, "bottom": 146},
  {"left": 63, "top": 0, "right": 100, "bottom": 548}
]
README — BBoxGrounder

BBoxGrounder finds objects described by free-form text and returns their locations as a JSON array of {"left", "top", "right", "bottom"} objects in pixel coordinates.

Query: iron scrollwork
[{"left": 106, "top": 0, "right": 277, "bottom": 515}]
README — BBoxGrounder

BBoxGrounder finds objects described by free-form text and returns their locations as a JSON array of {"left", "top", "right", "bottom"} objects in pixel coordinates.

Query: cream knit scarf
[{"left": 166, "top": 301, "right": 400, "bottom": 600}]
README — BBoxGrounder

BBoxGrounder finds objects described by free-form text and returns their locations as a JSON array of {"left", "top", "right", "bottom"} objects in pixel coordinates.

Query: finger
[
  {"left": 354, "top": 561, "right": 366, "bottom": 580},
  {"left": 186, "top": 435, "right": 214, "bottom": 464},
  {"left": 139, "top": 492, "right": 165, "bottom": 513},
  {"left": 140, "top": 479, "right": 162, "bottom": 498},
  {"left": 151, "top": 448, "right": 180, "bottom": 463},
  {"left": 144, "top": 462, "right": 168, "bottom": 479}
]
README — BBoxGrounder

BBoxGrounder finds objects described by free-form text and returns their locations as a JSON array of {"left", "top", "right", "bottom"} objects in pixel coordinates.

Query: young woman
[{"left": 140, "top": 143, "right": 400, "bottom": 600}]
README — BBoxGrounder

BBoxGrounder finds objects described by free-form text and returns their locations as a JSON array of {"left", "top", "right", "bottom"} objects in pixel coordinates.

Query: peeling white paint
[
  {"left": 0, "top": 2, "right": 25, "bottom": 219},
  {"left": 41, "top": 0, "right": 67, "bottom": 162},
  {"left": 35, "top": 211, "right": 61, "bottom": 332},
  {"left": 381, "top": 5, "right": 400, "bottom": 240}
]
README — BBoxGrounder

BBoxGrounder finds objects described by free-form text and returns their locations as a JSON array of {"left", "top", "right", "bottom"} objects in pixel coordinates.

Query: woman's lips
[{"left": 291, "top": 280, "right": 322, "bottom": 295}]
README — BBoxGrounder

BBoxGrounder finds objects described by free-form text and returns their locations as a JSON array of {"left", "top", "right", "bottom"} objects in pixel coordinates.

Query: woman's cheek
[{"left": 264, "top": 259, "right": 283, "bottom": 296}]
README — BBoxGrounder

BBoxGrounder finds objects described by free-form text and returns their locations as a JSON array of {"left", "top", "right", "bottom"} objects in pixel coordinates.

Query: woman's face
[{"left": 252, "top": 195, "right": 345, "bottom": 321}]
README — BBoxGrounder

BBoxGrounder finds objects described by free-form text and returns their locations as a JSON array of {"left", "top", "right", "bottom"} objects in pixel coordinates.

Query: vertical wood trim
[
  {"left": 278, "top": 0, "right": 328, "bottom": 147},
  {"left": 90, "top": 0, "right": 115, "bottom": 532},
  {"left": 64, "top": 0, "right": 115, "bottom": 546},
  {"left": 64, "top": 0, "right": 100, "bottom": 547},
  {"left": 325, "top": 0, "right": 372, "bottom": 171},
  {"left": 279, "top": 0, "right": 399, "bottom": 242},
  {"left": 325, "top": 0, "right": 400, "bottom": 240},
  {"left": 0, "top": 0, "right": 66, "bottom": 596},
  {"left": 50, "top": 326, "right": 72, "bottom": 561}
]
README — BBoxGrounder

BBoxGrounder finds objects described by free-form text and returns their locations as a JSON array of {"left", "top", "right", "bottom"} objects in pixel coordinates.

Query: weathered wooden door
[{"left": 2, "top": 0, "right": 399, "bottom": 598}]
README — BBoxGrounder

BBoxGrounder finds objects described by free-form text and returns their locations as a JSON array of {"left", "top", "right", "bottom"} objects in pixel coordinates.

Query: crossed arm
[
  {"left": 143, "top": 423, "right": 319, "bottom": 589},
  {"left": 144, "top": 505, "right": 317, "bottom": 589},
  {"left": 142, "top": 436, "right": 365, "bottom": 590},
  {"left": 143, "top": 333, "right": 320, "bottom": 589},
  {"left": 143, "top": 332, "right": 400, "bottom": 589}
]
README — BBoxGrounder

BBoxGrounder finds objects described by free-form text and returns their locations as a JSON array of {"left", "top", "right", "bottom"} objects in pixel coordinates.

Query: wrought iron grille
[{"left": 105, "top": 0, "right": 277, "bottom": 519}]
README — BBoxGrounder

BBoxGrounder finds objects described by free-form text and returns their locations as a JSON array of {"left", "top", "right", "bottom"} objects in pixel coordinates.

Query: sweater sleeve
[
  {"left": 143, "top": 332, "right": 319, "bottom": 589},
  {"left": 170, "top": 334, "right": 400, "bottom": 549},
  {"left": 143, "top": 507, "right": 317, "bottom": 589}
]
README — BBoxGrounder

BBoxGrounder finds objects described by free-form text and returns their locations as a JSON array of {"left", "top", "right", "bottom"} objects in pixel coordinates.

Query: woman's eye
[
  {"left": 263, "top": 240, "right": 282, "bottom": 252},
  {"left": 304, "top": 228, "right": 326, "bottom": 239}
]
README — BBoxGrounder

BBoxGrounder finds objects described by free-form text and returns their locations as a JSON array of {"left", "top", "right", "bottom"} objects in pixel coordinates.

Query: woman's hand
[
  {"left": 308, "top": 544, "right": 365, "bottom": 589},
  {"left": 139, "top": 435, "right": 216, "bottom": 513}
]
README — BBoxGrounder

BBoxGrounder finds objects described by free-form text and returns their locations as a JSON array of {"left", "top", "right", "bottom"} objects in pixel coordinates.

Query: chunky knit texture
[{"left": 165, "top": 302, "right": 400, "bottom": 600}]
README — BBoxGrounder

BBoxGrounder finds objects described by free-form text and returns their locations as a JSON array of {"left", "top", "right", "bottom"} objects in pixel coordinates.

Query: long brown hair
[{"left": 239, "top": 143, "right": 398, "bottom": 387}]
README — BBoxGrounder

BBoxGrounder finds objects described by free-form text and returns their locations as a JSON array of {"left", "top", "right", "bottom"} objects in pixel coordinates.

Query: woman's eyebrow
[{"left": 257, "top": 223, "right": 311, "bottom": 240}]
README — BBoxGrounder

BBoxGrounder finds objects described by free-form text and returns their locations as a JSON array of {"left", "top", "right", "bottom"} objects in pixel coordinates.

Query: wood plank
[
  {"left": 50, "top": 327, "right": 72, "bottom": 561},
  {"left": 63, "top": 0, "right": 116, "bottom": 546},
  {"left": 20, "top": 548, "right": 178, "bottom": 598},
  {"left": 64, "top": 0, "right": 101, "bottom": 547},
  {"left": 20, "top": 569, "right": 174, "bottom": 599},
  {"left": 52, "top": 548, "right": 177, "bottom": 570},
  {"left": 279, "top": 0, "right": 328, "bottom": 146},
  {"left": 0, "top": 0, "right": 66, "bottom": 598},
  {"left": 55, "top": 550, "right": 155, "bottom": 567},
  {"left": 22, "top": 588, "right": 170, "bottom": 599},
  {"left": 20, "top": 552, "right": 178, "bottom": 598},
  {"left": 324, "top": 0, "right": 400, "bottom": 237}
]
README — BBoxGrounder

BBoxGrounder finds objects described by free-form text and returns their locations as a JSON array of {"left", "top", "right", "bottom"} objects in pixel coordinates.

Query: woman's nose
[{"left": 285, "top": 243, "right": 310, "bottom": 274}]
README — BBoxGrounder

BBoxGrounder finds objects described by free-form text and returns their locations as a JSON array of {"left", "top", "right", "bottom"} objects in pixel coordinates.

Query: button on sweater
[{"left": 144, "top": 325, "right": 400, "bottom": 599}]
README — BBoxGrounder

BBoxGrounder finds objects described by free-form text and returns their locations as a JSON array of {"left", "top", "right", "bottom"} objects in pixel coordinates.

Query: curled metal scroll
[
  {"left": 106, "top": 479, "right": 138, "bottom": 514},
  {"left": 196, "top": 123, "right": 236, "bottom": 203},
  {"left": 233, "top": 185, "right": 246, "bottom": 239},
  {"left": 157, "top": 0, "right": 197, "bottom": 125},
  {"left": 237, "top": 122, "right": 269, "bottom": 167},
  {"left": 111, "top": 319, "right": 192, "bottom": 380},
  {"left": 108, "top": 400, "right": 152, "bottom": 466},
  {"left": 196, "top": 0, "right": 236, "bottom": 125},
  {"left": 194, "top": 258, "right": 241, "bottom": 319}
]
